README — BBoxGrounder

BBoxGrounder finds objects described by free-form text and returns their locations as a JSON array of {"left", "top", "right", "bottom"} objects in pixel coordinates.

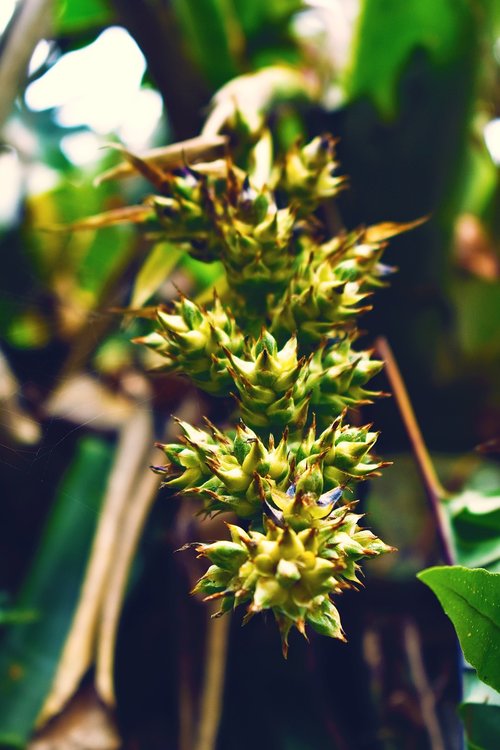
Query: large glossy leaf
[
  {"left": 346, "top": 0, "right": 478, "bottom": 117},
  {"left": 418, "top": 566, "right": 500, "bottom": 694},
  {"left": 0, "top": 437, "right": 114, "bottom": 747}
]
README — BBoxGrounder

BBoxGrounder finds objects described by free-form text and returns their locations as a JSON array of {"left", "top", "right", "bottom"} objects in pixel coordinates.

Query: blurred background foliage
[{"left": 1, "top": 0, "right": 500, "bottom": 748}]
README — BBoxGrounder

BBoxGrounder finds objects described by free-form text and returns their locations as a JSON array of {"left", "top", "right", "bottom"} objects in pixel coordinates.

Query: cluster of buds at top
[
  {"left": 73, "top": 129, "right": 407, "bottom": 651},
  {"left": 216, "top": 179, "right": 298, "bottom": 303},
  {"left": 148, "top": 163, "right": 301, "bottom": 302},
  {"left": 151, "top": 165, "right": 300, "bottom": 299},
  {"left": 270, "top": 228, "right": 395, "bottom": 346},
  {"left": 273, "top": 134, "right": 345, "bottom": 217}
]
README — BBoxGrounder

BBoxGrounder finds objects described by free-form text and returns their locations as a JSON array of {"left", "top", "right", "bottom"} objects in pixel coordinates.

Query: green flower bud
[
  {"left": 307, "top": 598, "right": 345, "bottom": 640},
  {"left": 192, "top": 565, "right": 233, "bottom": 597},
  {"left": 276, "top": 559, "right": 301, "bottom": 587},
  {"left": 220, "top": 333, "right": 312, "bottom": 433},
  {"left": 295, "top": 461, "right": 324, "bottom": 498},
  {"left": 307, "top": 338, "right": 385, "bottom": 427},
  {"left": 196, "top": 541, "right": 249, "bottom": 572}
]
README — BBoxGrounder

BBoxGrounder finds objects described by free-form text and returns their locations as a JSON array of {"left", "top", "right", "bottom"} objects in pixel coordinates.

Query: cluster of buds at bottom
[{"left": 194, "top": 515, "right": 394, "bottom": 656}]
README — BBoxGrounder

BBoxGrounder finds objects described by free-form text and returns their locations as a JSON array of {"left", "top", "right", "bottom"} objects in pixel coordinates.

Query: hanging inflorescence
[{"left": 80, "top": 130, "right": 412, "bottom": 655}]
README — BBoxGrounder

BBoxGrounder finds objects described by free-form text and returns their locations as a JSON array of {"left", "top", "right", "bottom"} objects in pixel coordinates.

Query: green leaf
[
  {"left": 460, "top": 703, "right": 500, "bottom": 750},
  {"left": 232, "top": 0, "right": 300, "bottom": 35},
  {"left": 444, "top": 489, "right": 500, "bottom": 571},
  {"left": 452, "top": 279, "right": 500, "bottom": 357},
  {"left": 0, "top": 437, "right": 114, "bottom": 747},
  {"left": 171, "top": 0, "right": 240, "bottom": 86},
  {"left": 130, "top": 242, "right": 182, "bottom": 308},
  {"left": 463, "top": 665, "right": 500, "bottom": 708},
  {"left": 0, "top": 607, "right": 38, "bottom": 626},
  {"left": 418, "top": 566, "right": 500, "bottom": 694},
  {"left": 54, "top": 0, "right": 113, "bottom": 34},
  {"left": 346, "top": 0, "right": 477, "bottom": 117}
]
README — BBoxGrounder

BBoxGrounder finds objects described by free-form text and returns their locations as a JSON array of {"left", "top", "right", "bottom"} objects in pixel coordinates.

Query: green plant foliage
[
  {"left": 346, "top": 0, "right": 479, "bottom": 117},
  {"left": 130, "top": 242, "right": 182, "bottom": 308},
  {"left": 232, "top": 0, "right": 300, "bottom": 36},
  {"left": 170, "top": 0, "right": 240, "bottom": 86},
  {"left": 460, "top": 703, "right": 500, "bottom": 750},
  {"left": 0, "top": 438, "right": 114, "bottom": 747},
  {"left": 452, "top": 279, "right": 500, "bottom": 358},
  {"left": 445, "top": 489, "right": 500, "bottom": 571},
  {"left": 54, "top": 0, "right": 114, "bottom": 35},
  {"left": 418, "top": 566, "right": 500, "bottom": 694},
  {"left": 0, "top": 600, "right": 38, "bottom": 626},
  {"left": 461, "top": 667, "right": 500, "bottom": 750}
]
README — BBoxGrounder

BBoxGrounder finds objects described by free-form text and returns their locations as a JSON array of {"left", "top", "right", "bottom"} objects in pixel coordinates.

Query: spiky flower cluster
[
  {"left": 81, "top": 130, "right": 406, "bottom": 654},
  {"left": 194, "top": 513, "right": 392, "bottom": 656},
  {"left": 153, "top": 415, "right": 386, "bottom": 521}
]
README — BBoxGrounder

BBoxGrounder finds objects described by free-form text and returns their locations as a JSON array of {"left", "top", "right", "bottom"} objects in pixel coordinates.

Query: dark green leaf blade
[
  {"left": 418, "top": 566, "right": 500, "bottom": 694},
  {"left": 0, "top": 437, "right": 114, "bottom": 747},
  {"left": 460, "top": 703, "right": 500, "bottom": 750},
  {"left": 346, "top": 0, "right": 478, "bottom": 117},
  {"left": 171, "top": 0, "right": 240, "bottom": 86}
]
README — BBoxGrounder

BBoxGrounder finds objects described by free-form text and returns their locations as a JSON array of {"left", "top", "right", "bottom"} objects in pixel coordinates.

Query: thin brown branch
[{"left": 375, "top": 337, "right": 455, "bottom": 565}]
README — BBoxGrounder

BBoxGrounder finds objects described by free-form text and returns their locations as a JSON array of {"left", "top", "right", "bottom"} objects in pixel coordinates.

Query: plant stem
[
  {"left": 37, "top": 406, "right": 154, "bottom": 726},
  {"left": 403, "top": 618, "right": 446, "bottom": 750},
  {"left": 194, "top": 608, "right": 231, "bottom": 750},
  {"left": 375, "top": 337, "right": 455, "bottom": 565},
  {"left": 0, "top": 0, "right": 52, "bottom": 130},
  {"left": 95, "top": 437, "right": 164, "bottom": 705}
]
